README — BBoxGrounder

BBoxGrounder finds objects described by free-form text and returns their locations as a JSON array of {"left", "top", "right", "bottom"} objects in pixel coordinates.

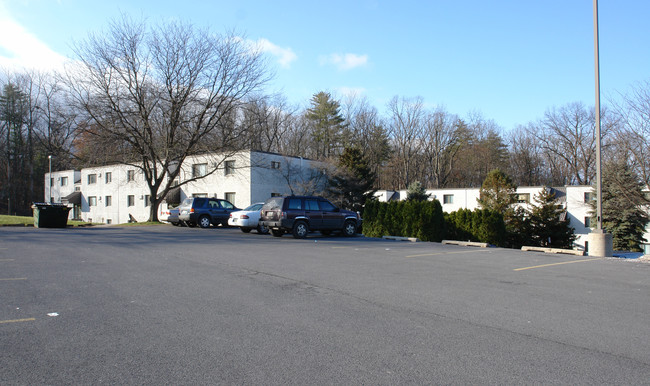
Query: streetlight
[
  {"left": 48, "top": 155, "right": 52, "bottom": 203},
  {"left": 589, "top": 0, "right": 613, "bottom": 257}
]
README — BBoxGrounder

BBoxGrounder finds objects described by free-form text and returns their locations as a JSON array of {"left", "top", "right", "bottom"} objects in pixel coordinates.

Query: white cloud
[
  {"left": 320, "top": 53, "right": 369, "bottom": 71},
  {"left": 254, "top": 38, "right": 297, "bottom": 69},
  {"left": 0, "top": 5, "right": 68, "bottom": 72}
]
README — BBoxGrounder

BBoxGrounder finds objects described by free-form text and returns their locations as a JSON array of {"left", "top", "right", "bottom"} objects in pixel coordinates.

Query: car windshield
[{"left": 244, "top": 203, "right": 263, "bottom": 211}]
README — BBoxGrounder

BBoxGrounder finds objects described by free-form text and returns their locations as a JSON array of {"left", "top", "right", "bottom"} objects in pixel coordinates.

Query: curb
[
  {"left": 521, "top": 246, "right": 584, "bottom": 256},
  {"left": 442, "top": 240, "right": 489, "bottom": 248}
]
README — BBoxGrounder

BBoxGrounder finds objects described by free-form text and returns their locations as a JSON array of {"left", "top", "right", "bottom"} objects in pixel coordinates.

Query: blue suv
[{"left": 178, "top": 197, "right": 239, "bottom": 228}]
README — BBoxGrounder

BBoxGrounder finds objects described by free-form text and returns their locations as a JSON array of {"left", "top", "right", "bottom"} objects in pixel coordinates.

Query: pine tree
[
  {"left": 528, "top": 188, "right": 575, "bottom": 248},
  {"left": 477, "top": 169, "right": 516, "bottom": 213},
  {"left": 406, "top": 181, "right": 431, "bottom": 202},
  {"left": 305, "top": 92, "right": 347, "bottom": 159},
  {"left": 326, "top": 146, "right": 377, "bottom": 212},
  {"left": 595, "top": 161, "right": 649, "bottom": 252}
]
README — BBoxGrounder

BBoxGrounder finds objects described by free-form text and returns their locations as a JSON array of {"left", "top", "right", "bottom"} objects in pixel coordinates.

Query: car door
[
  {"left": 207, "top": 198, "right": 225, "bottom": 223},
  {"left": 318, "top": 199, "right": 342, "bottom": 229},
  {"left": 304, "top": 198, "right": 323, "bottom": 229}
]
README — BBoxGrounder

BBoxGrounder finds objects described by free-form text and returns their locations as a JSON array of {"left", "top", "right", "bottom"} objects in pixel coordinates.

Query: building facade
[{"left": 45, "top": 151, "right": 326, "bottom": 225}]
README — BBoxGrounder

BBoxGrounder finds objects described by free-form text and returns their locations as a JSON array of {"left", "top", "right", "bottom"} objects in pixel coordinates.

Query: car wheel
[
  {"left": 198, "top": 215, "right": 212, "bottom": 228},
  {"left": 292, "top": 221, "right": 309, "bottom": 239},
  {"left": 186, "top": 221, "right": 197, "bottom": 228},
  {"left": 257, "top": 223, "right": 270, "bottom": 234},
  {"left": 171, "top": 222, "right": 180, "bottom": 226},
  {"left": 240, "top": 227, "right": 252, "bottom": 233},
  {"left": 271, "top": 229, "right": 283, "bottom": 237},
  {"left": 342, "top": 220, "right": 357, "bottom": 237}
]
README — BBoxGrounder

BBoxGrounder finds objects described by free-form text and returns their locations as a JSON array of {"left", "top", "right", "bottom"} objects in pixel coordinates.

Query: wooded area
[{"left": 1, "top": 18, "right": 649, "bottom": 218}]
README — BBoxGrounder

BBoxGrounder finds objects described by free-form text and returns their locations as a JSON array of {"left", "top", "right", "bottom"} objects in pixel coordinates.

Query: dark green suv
[{"left": 259, "top": 196, "right": 361, "bottom": 238}]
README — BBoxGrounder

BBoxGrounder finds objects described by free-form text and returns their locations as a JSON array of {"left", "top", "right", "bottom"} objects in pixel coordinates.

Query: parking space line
[
  {"left": 0, "top": 318, "right": 36, "bottom": 324},
  {"left": 406, "top": 250, "right": 485, "bottom": 258},
  {"left": 514, "top": 258, "right": 600, "bottom": 271},
  {"left": 0, "top": 259, "right": 15, "bottom": 262},
  {"left": 0, "top": 277, "right": 27, "bottom": 281}
]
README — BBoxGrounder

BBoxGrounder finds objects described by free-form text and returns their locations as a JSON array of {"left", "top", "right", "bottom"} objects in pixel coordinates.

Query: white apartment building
[
  {"left": 375, "top": 186, "right": 650, "bottom": 252},
  {"left": 44, "top": 150, "right": 326, "bottom": 225}
]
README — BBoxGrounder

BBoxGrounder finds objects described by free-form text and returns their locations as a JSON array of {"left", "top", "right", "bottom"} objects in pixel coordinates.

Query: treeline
[{"left": 2, "top": 18, "right": 650, "bottom": 217}]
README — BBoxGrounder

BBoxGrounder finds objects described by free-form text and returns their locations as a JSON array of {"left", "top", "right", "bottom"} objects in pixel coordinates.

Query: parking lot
[{"left": 2, "top": 225, "right": 650, "bottom": 384}]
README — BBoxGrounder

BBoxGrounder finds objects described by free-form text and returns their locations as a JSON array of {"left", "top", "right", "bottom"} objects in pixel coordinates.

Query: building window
[
  {"left": 105, "top": 172, "right": 112, "bottom": 184},
  {"left": 105, "top": 196, "right": 112, "bottom": 207},
  {"left": 271, "top": 192, "right": 282, "bottom": 197},
  {"left": 443, "top": 194, "right": 454, "bottom": 204},
  {"left": 516, "top": 193, "right": 530, "bottom": 204},
  {"left": 193, "top": 193, "right": 208, "bottom": 198},
  {"left": 88, "top": 196, "right": 97, "bottom": 206},
  {"left": 584, "top": 192, "right": 595, "bottom": 203},
  {"left": 271, "top": 161, "right": 281, "bottom": 169},
  {"left": 192, "top": 163, "right": 207, "bottom": 178},
  {"left": 127, "top": 170, "right": 135, "bottom": 182},
  {"left": 106, "top": 219, "right": 112, "bottom": 224},
  {"left": 225, "top": 192, "right": 236, "bottom": 204},
  {"left": 88, "top": 174, "right": 97, "bottom": 184},
  {"left": 225, "top": 160, "right": 235, "bottom": 175},
  {"left": 127, "top": 195, "right": 135, "bottom": 207},
  {"left": 144, "top": 195, "right": 151, "bottom": 207},
  {"left": 61, "top": 176, "right": 68, "bottom": 186},
  {"left": 584, "top": 217, "right": 592, "bottom": 228}
]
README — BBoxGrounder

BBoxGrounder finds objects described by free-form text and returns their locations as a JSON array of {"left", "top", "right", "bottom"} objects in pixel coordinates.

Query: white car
[{"left": 228, "top": 203, "right": 269, "bottom": 234}]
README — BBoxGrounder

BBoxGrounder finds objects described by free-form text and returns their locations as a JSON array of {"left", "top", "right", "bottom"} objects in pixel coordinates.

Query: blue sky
[{"left": 1, "top": 0, "right": 649, "bottom": 131}]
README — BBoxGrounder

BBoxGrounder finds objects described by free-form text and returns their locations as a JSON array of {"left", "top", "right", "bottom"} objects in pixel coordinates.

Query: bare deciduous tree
[{"left": 64, "top": 16, "right": 270, "bottom": 221}]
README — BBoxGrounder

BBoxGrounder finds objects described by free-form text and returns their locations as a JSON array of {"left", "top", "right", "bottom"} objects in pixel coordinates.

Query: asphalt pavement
[{"left": 1, "top": 225, "right": 649, "bottom": 384}]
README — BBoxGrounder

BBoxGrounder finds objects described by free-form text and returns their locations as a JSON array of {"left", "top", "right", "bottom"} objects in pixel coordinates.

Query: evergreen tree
[
  {"left": 305, "top": 91, "right": 347, "bottom": 159},
  {"left": 528, "top": 188, "right": 575, "bottom": 248},
  {"left": 594, "top": 161, "right": 649, "bottom": 251},
  {"left": 406, "top": 181, "right": 431, "bottom": 202},
  {"left": 326, "top": 146, "right": 377, "bottom": 212},
  {"left": 478, "top": 169, "right": 516, "bottom": 213}
]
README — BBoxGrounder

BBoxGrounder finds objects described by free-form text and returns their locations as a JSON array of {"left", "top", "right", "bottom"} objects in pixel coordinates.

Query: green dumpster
[{"left": 32, "top": 203, "right": 71, "bottom": 228}]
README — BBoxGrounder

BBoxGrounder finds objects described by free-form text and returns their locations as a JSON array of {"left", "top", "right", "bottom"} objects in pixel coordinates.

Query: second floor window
[
  {"left": 192, "top": 163, "right": 207, "bottom": 178},
  {"left": 105, "top": 172, "right": 112, "bottom": 183},
  {"left": 61, "top": 176, "right": 68, "bottom": 186},
  {"left": 127, "top": 170, "right": 135, "bottom": 182},
  {"left": 225, "top": 160, "right": 235, "bottom": 175},
  {"left": 88, "top": 174, "right": 97, "bottom": 184}
]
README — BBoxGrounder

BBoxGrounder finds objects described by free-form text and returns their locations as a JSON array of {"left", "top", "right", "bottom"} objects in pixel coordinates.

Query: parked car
[
  {"left": 177, "top": 197, "right": 239, "bottom": 228},
  {"left": 160, "top": 208, "right": 181, "bottom": 226},
  {"left": 259, "top": 195, "right": 361, "bottom": 238},
  {"left": 228, "top": 203, "right": 269, "bottom": 234}
]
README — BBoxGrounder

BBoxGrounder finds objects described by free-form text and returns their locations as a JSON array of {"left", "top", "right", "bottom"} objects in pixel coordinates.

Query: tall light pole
[
  {"left": 589, "top": 0, "right": 613, "bottom": 257},
  {"left": 48, "top": 155, "right": 52, "bottom": 203}
]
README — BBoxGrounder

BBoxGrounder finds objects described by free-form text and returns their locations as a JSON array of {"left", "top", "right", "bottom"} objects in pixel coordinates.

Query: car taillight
[
  {"left": 241, "top": 215, "right": 249, "bottom": 219},
  {"left": 190, "top": 208, "right": 194, "bottom": 213},
  {"left": 281, "top": 211, "right": 286, "bottom": 219}
]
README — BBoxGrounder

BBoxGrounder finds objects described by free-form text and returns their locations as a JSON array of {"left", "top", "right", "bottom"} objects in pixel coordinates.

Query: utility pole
[{"left": 588, "top": 0, "right": 613, "bottom": 257}]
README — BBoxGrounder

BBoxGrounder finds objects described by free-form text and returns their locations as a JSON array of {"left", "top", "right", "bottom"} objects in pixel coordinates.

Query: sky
[{"left": 1, "top": 0, "right": 649, "bottom": 132}]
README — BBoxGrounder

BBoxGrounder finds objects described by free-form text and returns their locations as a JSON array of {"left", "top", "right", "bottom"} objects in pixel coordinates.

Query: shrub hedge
[{"left": 363, "top": 201, "right": 505, "bottom": 246}]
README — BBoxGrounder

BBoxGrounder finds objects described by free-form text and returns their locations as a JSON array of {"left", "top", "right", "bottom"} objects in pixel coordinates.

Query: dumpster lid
[{"left": 62, "top": 191, "right": 82, "bottom": 205}]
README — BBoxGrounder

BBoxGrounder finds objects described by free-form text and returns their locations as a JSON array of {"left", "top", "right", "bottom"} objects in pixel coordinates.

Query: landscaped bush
[
  {"left": 362, "top": 199, "right": 445, "bottom": 242},
  {"left": 444, "top": 208, "right": 506, "bottom": 246},
  {"left": 363, "top": 201, "right": 506, "bottom": 245}
]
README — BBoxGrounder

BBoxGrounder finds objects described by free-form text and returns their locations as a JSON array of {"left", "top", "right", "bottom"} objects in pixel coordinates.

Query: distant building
[{"left": 45, "top": 150, "right": 326, "bottom": 225}]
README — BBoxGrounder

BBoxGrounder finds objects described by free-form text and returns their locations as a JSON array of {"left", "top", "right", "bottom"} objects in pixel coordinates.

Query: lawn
[{"left": 0, "top": 214, "right": 92, "bottom": 227}]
